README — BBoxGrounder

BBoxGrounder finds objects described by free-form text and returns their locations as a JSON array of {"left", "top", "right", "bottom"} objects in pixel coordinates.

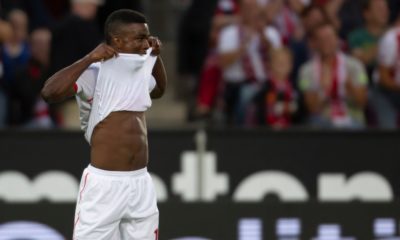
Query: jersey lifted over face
[{"left": 75, "top": 48, "right": 157, "bottom": 143}]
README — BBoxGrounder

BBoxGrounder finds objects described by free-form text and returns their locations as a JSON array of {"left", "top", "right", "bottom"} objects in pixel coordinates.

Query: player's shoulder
[{"left": 88, "top": 62, "right": 101, "bottom": 70}]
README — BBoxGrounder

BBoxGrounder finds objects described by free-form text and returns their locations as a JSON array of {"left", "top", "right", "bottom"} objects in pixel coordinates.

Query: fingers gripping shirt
[{"left": 75, "top": 48, "right": 157, "bottom": 138}]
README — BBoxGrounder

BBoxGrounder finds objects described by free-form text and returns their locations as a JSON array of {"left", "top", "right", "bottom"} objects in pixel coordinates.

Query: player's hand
[
  {"left": 87, "top": 43, "right": 118, "bottom": 62},
  {"left": 149, "top": 36, "right": 162, "bottom": 56}
]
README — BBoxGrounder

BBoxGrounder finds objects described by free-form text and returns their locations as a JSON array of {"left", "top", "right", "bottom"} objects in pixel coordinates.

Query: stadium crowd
[
  {"left": 183, "top": 0, "right": 400, "bottom": 129},
  {"left": 0, "top": 0, "right": 400, "bottom": 130},
  {"left": 0, "top": 0, "right": 142, "bottom": 128}
]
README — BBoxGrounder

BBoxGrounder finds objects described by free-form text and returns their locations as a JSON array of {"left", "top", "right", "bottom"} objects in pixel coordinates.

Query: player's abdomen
[{"left": 90, "top": 111, "right": 149, "bottom": 171}]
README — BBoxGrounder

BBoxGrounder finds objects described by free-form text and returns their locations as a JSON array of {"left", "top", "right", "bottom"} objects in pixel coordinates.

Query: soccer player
[{"left": 41, "top": 9, "right": 166, "bottom": 240}]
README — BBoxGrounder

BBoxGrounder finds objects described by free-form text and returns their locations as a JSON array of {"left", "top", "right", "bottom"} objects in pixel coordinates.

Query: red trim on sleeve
[{"left": 73, "top": 83, "right": 78, "bottom": 93}]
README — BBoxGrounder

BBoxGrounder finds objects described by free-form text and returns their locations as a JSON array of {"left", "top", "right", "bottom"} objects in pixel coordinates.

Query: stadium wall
[{"left": 0, "top": 130, "right": 399, "bottom": 239}]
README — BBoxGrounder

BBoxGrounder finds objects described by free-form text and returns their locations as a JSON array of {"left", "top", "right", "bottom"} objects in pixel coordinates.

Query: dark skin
[{"left": 41, "top": 23, "right": 167, "bottom": 171}]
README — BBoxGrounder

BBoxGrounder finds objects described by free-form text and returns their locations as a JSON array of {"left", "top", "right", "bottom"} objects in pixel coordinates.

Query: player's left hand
[{"left": 149, "top": 36, "right": 162, "bottom": 56}]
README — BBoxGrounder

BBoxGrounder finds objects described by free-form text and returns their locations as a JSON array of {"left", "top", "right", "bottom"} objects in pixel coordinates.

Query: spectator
[
  {"left": 218, "top": 0, "right": 282, "bottom": 125},
  {"left": 299, "top": 23, "right": 368, "bottom": 129},
  {"left": 49, "top": 0, "right": 102, "bottom": 75},
  {"left": 263, "top": 0, "right": 311, "bottom": 45},
  {"left": 291, "top": 4, "right": 329, "bottom": 85},
  {"left": 177, "top": 0, "right": 219, "bottom": 79},
  {"left": 312, "top": 0, "right": 343, "bottom": 31},
  {"left": 255, "top": 47, "right": 297, "bottom": 128},
  {"left": 14, "top": 28, "right": 53, "bottom": 128},
  {"left": 348, "top": 0, "right": 389, "bottom": 82},
  {"left": 49, "top": 0, "right": 103, "bottom": 127},
  {"left": 287, "top": 5, "right": 330, "bottom": 124},
  {"left": 374, "top": 14, "right": 400, "bottom": 128},
  {"left": 1, "top": 0, "right": 52, "bottom": 30},
  {"left": 2, "top": 9, "right": 30, "bottom": 125},
  {"left": 0, "top": 19, "right": 12, "bottom": 127},
  {"left": 337, "top": 0, "right": 364, "bottom": 39},
  {"left": 195, "top": 0, "right": 240, "bottom": 120},
  {"left": 177, "top": 0, "right": 219, "bottom": 121}
]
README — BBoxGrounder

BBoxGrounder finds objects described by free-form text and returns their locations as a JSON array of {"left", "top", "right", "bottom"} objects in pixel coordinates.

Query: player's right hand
[
  {"left": 87, "top": 43, "right": 118, "bottom": 62},
  {"left": 149, "top": 36, "right": 162, "bottom": 56}
]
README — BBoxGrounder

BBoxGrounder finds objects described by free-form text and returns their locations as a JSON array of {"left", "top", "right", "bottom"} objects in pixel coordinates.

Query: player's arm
[
  {"left": 41, "top": 43, "right": 117, "bottom": 103},
  {"left": 149, "top": 36, "right": 167, "bottom": 99},
  {"left": 151, "top": 57, "right": 167, "bottom": 99}
]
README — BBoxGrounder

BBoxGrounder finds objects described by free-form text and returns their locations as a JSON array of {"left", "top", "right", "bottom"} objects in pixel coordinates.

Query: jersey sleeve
[
  {"left": 75, "top": 63, "right": 99, "bottom": 132},
  {"left": 75, "top": 63, "right": 99, "bottom": 100}
]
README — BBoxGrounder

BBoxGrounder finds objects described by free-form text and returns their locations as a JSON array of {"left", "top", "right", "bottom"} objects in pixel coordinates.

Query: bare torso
[{"left": 90, "top": 111, "right": 148, "bottom": 171}]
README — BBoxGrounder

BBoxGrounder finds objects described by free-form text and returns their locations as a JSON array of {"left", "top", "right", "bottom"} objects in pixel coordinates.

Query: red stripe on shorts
[
  {"left": 73, "top": 172, "right": 89, "bottom": 238},
  {"left": 74, "top": 212, "right": 80, "bottom": 228},
  {"left": 79, "top": 172, "right": 89, "bottom": 203}
]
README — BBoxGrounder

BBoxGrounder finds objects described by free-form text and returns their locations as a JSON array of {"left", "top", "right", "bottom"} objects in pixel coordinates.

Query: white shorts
[{"left": 73, "top": 165, "right": 159, "bottom": 240}]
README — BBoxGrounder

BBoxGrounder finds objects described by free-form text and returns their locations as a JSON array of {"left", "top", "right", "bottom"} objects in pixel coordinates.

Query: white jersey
[
  {"left": 75, "top": 63, "right": 99, "bottom": 132},
  {"left": 75, "top": 48, "right": 157, "bottom": 143}
]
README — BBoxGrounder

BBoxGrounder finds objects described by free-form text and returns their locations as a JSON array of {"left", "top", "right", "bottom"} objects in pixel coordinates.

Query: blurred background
[{"left": 0, "top": 0, "right": 400, "bottom": 239}]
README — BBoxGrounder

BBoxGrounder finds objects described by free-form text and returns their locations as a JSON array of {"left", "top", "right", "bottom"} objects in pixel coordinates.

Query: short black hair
[{"left": 104, "top": 9, "right": 147, "bottom": 44}]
